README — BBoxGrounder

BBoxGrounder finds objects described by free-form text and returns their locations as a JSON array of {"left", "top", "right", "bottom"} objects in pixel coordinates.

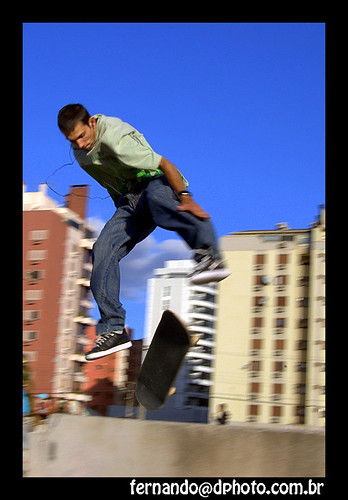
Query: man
[{"left": 58, "top": 104, "right": 230, "bottom": 361}]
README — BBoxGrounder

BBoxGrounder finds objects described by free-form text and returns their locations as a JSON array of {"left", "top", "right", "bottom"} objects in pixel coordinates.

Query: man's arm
[{"left": 159, "top": 157, "right": 210, "bottom": 219}]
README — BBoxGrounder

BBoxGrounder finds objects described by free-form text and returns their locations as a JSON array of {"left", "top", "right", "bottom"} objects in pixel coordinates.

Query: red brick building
[
  {"left": 83, "top": 325, "right": 143, "bottom": 416},
  {"left": 23, "top": 184, "right": 96, "bottom": 408}
]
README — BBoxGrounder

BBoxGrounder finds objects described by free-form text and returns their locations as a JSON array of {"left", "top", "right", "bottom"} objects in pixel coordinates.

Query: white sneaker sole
[
  {"left": 189, "top": 268, "right": 231, "bottom": 285},
  {"left": 85, "top": 341, "right": 132, "bottom": 361}
]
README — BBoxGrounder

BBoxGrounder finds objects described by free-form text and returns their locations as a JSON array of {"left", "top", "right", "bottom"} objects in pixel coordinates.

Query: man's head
[{"left": 58, "top": 104, "right": 97, "bottom": 151}]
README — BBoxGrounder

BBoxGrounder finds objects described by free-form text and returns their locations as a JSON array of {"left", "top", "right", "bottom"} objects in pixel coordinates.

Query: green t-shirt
[{"left": 73, "top": 114, "right": 187, "bottom": 203}]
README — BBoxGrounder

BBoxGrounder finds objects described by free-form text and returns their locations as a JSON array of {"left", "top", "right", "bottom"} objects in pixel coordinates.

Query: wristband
[{"left": 178, "top": 190, "right": 192, "bottom": 196}]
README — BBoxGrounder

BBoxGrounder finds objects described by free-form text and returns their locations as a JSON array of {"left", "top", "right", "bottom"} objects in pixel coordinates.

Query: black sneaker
[
  {"left": 85, "top": 329, "right": 132, "bottom": 361},
  {"left": 189, "top": 250, "right": 231, "bottom": 285}
]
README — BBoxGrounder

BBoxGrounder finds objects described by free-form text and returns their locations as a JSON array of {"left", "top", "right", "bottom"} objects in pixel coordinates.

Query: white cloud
[
  {"left": 86, "top": 216, "right": 106, "bottom": 236},
  {"left": 119, "top": 233, "right": 192, "bottom": 301},
  {"left": 86, "top": 216, "right": 193, "bottom": 302}
]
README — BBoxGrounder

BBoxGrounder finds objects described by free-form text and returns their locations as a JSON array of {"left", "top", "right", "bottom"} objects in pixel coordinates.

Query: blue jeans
[{"left": 90, "top": 175, "right": 221, "bottom": 335}]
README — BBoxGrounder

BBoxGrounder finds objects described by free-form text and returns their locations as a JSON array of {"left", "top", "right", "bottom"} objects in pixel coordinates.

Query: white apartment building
[{"left": 144, "top": 260, "right": 218, "bottom": 422}]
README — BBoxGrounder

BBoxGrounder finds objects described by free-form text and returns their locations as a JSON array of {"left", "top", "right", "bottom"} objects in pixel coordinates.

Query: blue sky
[{"left": 23, "top": 23, "right": 325, "bottom": 339}]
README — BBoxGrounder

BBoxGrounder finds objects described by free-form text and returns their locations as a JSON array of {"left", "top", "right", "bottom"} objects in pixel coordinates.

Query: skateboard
[{"left": 135, "top": 310, "right": 198, "bottom": 411}]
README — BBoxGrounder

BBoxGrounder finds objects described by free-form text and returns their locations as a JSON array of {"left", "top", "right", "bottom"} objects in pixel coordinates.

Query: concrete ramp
[{"left": 27, "top": 414, "right": 325, "bottom": 477}]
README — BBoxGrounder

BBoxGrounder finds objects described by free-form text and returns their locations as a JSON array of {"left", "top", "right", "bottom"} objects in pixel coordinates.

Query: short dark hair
[{"left": 57, "top": 104, "right": 91, "bottom": 133}]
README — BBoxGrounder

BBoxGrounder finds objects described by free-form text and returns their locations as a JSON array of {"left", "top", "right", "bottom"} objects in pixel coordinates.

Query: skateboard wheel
[
  {"left": 190, "top": 335, "right": 200, "bottom": 346},
  {"left": 168, "top": 387, "right": 176, "bottom": 397}
]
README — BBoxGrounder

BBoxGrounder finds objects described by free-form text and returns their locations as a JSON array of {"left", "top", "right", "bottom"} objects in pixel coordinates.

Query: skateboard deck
[{"left": 135, "top": 310, "right": 195, "bottom": 411}]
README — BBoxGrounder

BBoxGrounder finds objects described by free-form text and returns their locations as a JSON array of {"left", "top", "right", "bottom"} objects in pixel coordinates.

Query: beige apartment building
[{"left": 210, "top": 207, "right": 325, "bottom": 426}]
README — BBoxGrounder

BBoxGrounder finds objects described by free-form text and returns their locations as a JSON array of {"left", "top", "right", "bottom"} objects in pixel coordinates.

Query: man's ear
[{"left": 89, "top": 116, "right": 96, "bottom": 128}]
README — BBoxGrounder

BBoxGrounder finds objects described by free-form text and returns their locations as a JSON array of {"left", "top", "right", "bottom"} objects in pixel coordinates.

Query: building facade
[
  {"left": 83, "top": 325, "right": 143, "bottom": 416},
  {"left": 144, "top": 260, "right": 218, "bottom": 422},
  {"left": 210, "top": 208, "right": 325, "bottom": 426},
  {"left": 23, "top": 184, "right": 97, "bottom": 409}
]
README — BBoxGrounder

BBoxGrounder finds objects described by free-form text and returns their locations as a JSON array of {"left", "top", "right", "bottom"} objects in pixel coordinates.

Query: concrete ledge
[{"left": 27, "top": 414, "right": 325, "bottom": 477}]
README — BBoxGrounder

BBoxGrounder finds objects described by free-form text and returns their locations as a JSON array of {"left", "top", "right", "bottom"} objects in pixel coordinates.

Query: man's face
[{"left": 65, "top": 117, "right": 97, "bottom": 151}]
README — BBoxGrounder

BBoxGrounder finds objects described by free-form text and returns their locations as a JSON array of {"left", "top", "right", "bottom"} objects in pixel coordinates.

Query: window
[
  {"left": 24, "top": 290, "right": 44, "bottom": 301},
  {"left": 273, "top": 384, "right": 283, "bottom": 395},
  {"left": 29, "top": 230, "right": 48, "bottom": 240},
  {"left": 299, "top": 254, "right": 310, "bottom": 265},
  {"left": 274, "top": 361, "right": 286, "bottom": 373},
  {"left": 278, "top": 254, "right": 288, "bottom": 265},
  {"left": 250, "top": 382, "right": 261, "bottom": 393},
  {"left": 29, "top": 230, "right": 49, "bottom": 241},
  {"left": 298, "top": 276, "right": 309, "bottom": 286},
  {"left": 298, "top": 319, "right": 308, "bottom": 329},
  {"left": 27, "top": 250, "right": 47, "bottom": 261},
  {"left": 272, "top": 406, "right": 282, "bottom": 417},
  {"left": 275, "top": 318, "right": 286, "bottom": 328},
  {"left": 23, "top": 310, "right": 40, "bottom": 321},
  {"left": 254, "top": 296, "right": 267, "bottom": 307},
  {"left": 253, "top": 317, "right": 263, "bottom": 328},
  {"left": 23, "top": 330, "right": 38, "bottom": 342},
  {"left": 162, "top": 299, "right": 171, "bottom": 311},
  {"left": 297, "top": 297, "right": 308, "bottom": 308},
  {"left": 274, "top": 339, "right": 285, "bottom": 351},
  {"left": 251, "top": 339, "right": 262, "bottom": 350},
  {"left": 254, "top": 275, "right": 263, "bottom": 286},
  {"left": 163, "top": 286, "right": 171, "bottom": 297},
  {"left": 250, "top": 360, "right": 262, "bottom": 372},
  {"left": 26, "top": 269, "right": 44, "bottom": 281},
  {"left": 67, "top": 219, "right": 80, "bottom": 230},
  {"left": 249, "top": 405, "right": 259, "bottom": 416},
  {"left": 276, "top": 296, "right": 287, "bottom": 307},
  {"left": 255, "top": 254, "right": 266, "bottom": 265},
  {"left": 23, "top": 351, "right": 37, "bottom": 362},
  {"left": 297, "top": 340, "right": 307, "bottom": 350},
  {"left": 296, "top": 406, "right": 305, "bottom": 417}
]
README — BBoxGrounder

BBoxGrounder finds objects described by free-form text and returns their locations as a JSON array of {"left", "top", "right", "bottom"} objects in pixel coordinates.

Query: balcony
[
  {"left": 187, "top": 311, "right": 217, "bottom": 324},
  {"left": 73, "top": 315, "right": 96, "bottom": 326},
  {"left": 187, "top": 351, "right": 213, "bottom": 362},
  {"left": 79, "top": 238, "right": 95, "bottom": 250},
  {"left": 76, "top": 277, "right": 91, "bottom": 287}
]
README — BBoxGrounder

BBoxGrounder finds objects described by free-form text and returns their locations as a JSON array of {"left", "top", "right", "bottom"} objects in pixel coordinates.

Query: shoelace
[{"left": 94, "top": 332, "right": 116, "bottom": 347}]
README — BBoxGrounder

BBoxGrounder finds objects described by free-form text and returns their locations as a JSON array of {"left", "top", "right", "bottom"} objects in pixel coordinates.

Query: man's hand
[
  {"left": 177, "top": 195, "right": 211, "bottom": 219},
  {"left": 159, "top": 157, "right": 211, "bottom": 220}
]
